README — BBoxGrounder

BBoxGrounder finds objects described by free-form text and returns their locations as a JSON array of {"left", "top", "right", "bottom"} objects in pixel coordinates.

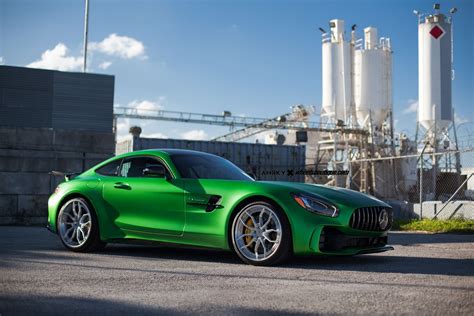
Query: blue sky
[{"left": 1, "top": 0, "right": 472, "bottom": 142}]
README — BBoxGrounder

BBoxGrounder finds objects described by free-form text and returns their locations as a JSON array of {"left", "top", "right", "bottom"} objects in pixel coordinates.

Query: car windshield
[{"left": 170, "top": 153, "right": 253, "bottom": 181}]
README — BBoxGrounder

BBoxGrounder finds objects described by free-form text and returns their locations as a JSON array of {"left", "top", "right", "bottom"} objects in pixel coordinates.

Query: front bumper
[{"left": 309, "top": 226, "right": 393, "bottom": 255}]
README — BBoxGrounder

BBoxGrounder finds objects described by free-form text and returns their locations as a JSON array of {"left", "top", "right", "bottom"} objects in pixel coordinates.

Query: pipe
[{"left": 83, "top": 0, "right": 90, "bottom": 72}]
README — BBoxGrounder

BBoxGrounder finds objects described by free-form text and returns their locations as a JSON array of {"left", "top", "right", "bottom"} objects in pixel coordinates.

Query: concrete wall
[
  {"left": 413, "top": 201, "right": 474, "bottom": 220},
  {"left": 0, "top": 127, "right": 114, "bottom": 225}
]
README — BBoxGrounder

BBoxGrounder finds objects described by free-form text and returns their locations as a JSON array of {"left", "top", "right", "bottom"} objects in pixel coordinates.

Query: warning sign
[{"left": 430, "top": 25, "right": 445, "bottom": 39}]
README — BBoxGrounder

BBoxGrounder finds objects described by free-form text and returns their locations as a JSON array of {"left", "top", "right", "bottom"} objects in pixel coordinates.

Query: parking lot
[{"left": 0, "top": 226, "right": 473, "bottom": 315}]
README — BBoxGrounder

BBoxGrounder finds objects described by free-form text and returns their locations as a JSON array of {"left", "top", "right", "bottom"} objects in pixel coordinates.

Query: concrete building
[{"left": 0, "top": 66, "right": 115, "bottom": 224}]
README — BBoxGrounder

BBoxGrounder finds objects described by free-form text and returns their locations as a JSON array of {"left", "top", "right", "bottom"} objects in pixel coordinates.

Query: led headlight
[{"left": 291, "top": 193, "right": 339, "bottom": 217}]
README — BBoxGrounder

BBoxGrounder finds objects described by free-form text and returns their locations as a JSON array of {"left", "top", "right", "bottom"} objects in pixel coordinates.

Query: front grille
[
  {"left": 319, "top": 227, "right": 387, "bottom": 251},
  {"left": 349, "top": 206, "right": 393, "bottom": 231}
]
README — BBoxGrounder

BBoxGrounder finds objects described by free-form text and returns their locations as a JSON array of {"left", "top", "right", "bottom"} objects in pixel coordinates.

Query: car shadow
[
  {"left": 94, "top": 242, "right": 474, "bottom": 277},
  {"left": 285, "top": 254, "right": 473, "bottom": 277},
  {"left": 2, "top": 228, "right": 472, "bottom": 278},
  {"left": 388, "top": 231, "right": 474, "bottom": 245},
  {"left": 99, "top": 243, "right": 240, "bottom": 265}
]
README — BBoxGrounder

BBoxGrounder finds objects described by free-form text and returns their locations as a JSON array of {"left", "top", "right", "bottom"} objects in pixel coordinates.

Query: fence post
[
  {"left": 419, "top": 153, "right": 423, "bottom": 219},
  {"left": 418, "top": 143, "right": 428, "bottom": 219}
]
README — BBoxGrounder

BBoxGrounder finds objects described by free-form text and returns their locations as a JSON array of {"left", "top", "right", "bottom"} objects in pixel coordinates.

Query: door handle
[{"left": 114, "top": 182, "right": 131, "bottom": 190}]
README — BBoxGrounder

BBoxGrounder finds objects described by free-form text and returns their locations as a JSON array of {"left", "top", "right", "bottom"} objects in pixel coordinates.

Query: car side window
[
  {"left": 119, "top": 157, "right": 169, "bottom": 178},
  {"left": 96, "top": 159, "right": 122, "bottom": 176}
]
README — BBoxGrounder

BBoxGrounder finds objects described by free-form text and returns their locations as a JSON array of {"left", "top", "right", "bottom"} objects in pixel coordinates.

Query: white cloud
[
  {"left": 141, "top": 132, "right": 168, "bottom": 139},
  {"left": 0, "top": 57, "right": 4, "bottom": 65},
  {"left": 26, "top": 33, "right": 146, "bottom": 72},
  {"left": 181, "top": 129, "right": 208, "bottom": 140},
  {"left": 98, "top": 61, "right": 112, "bottom": 70},
  {"left": 90, "top": 34, "right": 146, "bottom": 59},
  {"left": 115, "top": 98, "right": 166, "bottom": 141},
  {"left": 128, "top": 99, "right": 164, "bottom": 115},
  {"left": 26, "top": 43, "right": 83, "bottom": 71},
  {"left": 116, "top": 118, "right": 130, "bottom": 133},
  {"left": 403, "top": 99, "right": 418, "bottom": 114},
  {"left": 455, "top": 113, "right": 469, "bottom": 124}
]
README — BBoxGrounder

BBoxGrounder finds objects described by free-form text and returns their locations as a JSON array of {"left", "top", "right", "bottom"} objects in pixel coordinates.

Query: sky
[{"left": 0, "top": 0, "right": 473, "bottom": 143}]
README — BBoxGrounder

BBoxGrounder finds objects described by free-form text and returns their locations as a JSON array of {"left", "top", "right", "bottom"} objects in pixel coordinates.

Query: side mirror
[{"left": 143, "top": 166, "right": 166, "bottom": 178}]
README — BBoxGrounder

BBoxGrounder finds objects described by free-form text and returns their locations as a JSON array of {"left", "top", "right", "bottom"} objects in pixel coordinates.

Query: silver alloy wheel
[
  {"left": 233, "top": 204, "right": 283, "bottom": 262},
  {"left": 58, "top": 198, "right": 92, "bottom": 248}
]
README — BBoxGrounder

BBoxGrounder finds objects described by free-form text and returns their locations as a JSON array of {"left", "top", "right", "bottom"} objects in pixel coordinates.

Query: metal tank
[
  {"left": 321, "top": 19, "right": 351, "bottom": 123},
  {"left": 417, "top": 9, "right": 452, "bottom": 131},
  {"left": 353, "top": 27, "right": 392, "bottom": 128}
]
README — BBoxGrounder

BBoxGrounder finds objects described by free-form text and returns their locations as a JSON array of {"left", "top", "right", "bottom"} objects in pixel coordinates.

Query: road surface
[{"left": 1, "top": 227, "right": 473, "bottom": 315}]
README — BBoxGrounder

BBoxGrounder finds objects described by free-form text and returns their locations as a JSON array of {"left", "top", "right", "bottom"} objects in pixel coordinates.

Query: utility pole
[{"left": 83, "top": 0, "right": 90, "bottom": 72}]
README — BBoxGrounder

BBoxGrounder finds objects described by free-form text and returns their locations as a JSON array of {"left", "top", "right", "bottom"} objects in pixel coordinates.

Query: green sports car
[{"left": 48, "top": 149, "right": 393, "bottom": 266}]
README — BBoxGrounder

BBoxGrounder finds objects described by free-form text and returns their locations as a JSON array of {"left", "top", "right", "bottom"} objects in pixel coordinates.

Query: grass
[{"left": 392, "top": 218, "right": 474, "bottom": 234}]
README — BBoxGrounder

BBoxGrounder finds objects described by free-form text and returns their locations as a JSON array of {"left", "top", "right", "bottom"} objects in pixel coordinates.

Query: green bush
[{"left": 392, "top": 218, "right": 474, "bottom": 233}]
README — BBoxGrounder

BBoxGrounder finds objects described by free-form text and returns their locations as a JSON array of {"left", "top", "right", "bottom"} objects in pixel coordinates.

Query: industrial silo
[
  {"left": 354, "top": 27, "right": 392, "bottom": 129},
  {"left": 417, "top": 7, "right": 453, "bottom": 132},
  {"left": 321, "top": 19, "right": 352, "bottom": 124},
  {"left": 415, "top": 4, "right": 461, "bottom": 204}
]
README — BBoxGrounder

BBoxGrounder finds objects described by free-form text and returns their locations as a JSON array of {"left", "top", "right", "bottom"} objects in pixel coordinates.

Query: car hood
[{"left": 258, "top": 181, "right": 390, "bottom": 209}]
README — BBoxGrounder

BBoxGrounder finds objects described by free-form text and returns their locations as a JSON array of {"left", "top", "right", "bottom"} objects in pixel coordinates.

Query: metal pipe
[
  {"left": 432, "top": 105, "right": 437, "bottom": 199},
  {"left": 83, "top": 0, "right": 90, "bottom": 72},
  {"left": 419, "top": 142, "right": 429, "bottom": 219}
]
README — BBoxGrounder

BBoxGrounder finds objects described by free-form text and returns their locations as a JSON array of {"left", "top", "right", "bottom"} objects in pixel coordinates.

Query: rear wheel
[
  {"left": 57, "top": 197, "right": 105, "bottom": 252},
  {"left": 231, "top": 201, "right": 292, "bottom": 266}
]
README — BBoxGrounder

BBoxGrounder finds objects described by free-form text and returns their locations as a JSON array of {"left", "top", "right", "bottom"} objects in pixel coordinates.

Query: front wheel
[
  {"left": 231, "top": 201, "right": 292, "bottom": 266},
  {"left": 57, "top": 197, "right": 106, "bottom": 252}
]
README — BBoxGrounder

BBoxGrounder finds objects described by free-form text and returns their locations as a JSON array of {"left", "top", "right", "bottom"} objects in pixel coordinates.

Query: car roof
[
  {"left": 159, "top": 149, "right": 215, "bottom": 156},
  {"left": 116, "top": 148, "right": 218, "bottom": 159}
]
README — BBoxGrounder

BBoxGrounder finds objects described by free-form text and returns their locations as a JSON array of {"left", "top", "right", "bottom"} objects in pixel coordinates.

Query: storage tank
[
  {"left": 321, "top": 19, "right": 351, "bottom": 123},
  {"left": 354, "top": 27, "right": 392, "bottom": 128},
  {"left": 418, "top": 10, "right": 452, "bottom": 131}
]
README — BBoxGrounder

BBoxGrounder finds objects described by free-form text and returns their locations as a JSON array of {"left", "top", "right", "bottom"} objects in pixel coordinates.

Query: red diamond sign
[{"left": 430, "top": 25, "right": 445, "bottom": 39}]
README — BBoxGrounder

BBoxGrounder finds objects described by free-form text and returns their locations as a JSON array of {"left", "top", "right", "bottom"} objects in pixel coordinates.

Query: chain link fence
[{"left": 303, "top": 147, "right": 474, "bottom": 219}]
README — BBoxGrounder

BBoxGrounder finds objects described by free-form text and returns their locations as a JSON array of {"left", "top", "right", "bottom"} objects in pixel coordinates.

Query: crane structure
[
  {"left": 212, "top": 105, "right": 318, "bottom": 142},
  {"left": 113, "top": 106, "right": 368, "bottom": 138}
]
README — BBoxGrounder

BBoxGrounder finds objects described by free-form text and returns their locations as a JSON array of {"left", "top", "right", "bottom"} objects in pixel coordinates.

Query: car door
[{"left": 102, "top": 156, "right": 185, "bottom": 236}]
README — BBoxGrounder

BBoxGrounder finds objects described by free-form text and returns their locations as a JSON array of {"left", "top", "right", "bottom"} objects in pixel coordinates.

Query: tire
[
  {"left": 57, "top": 197, "right": 106, "bottom": 252},
  {"left": 231, "top": 201, "right": 292, "bottom": 266}
]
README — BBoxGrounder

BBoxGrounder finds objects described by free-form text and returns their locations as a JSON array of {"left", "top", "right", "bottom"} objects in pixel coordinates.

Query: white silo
[
  {"left": 321, "top": 19, "right": 352, "bottom": 123},
  {"left": 417, "top": 7, "right": 453, "bottom": 132},
  {"left": 354, "top": 27, "right": 392, "bottom": 128}
]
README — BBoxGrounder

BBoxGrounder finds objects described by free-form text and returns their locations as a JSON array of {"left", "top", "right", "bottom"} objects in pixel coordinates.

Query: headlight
[{"left": 291, "top": 193, "right": 339, "bottom": 217}]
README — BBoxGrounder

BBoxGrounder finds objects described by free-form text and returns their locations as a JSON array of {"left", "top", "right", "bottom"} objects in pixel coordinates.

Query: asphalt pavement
[{"left": 0, "top": 226, "right": 473, "bottom": 315}]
